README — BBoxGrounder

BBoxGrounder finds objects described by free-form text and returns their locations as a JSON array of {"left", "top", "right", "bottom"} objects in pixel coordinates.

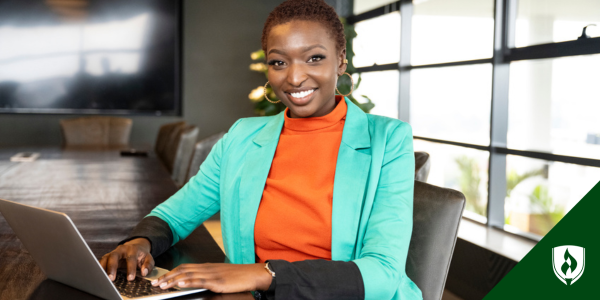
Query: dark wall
[
  {"left": 181, "top": 0, "right": 283, "bottom": 143},
  {"left": 0, "top": 0, "right": 282, "bottom": 147}
]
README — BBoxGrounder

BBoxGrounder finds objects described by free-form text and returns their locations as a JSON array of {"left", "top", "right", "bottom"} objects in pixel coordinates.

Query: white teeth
[{"left": 290, "top": 89, "right": 314, "bottom": 99}]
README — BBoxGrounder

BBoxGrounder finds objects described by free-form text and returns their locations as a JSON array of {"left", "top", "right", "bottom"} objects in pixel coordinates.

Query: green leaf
[
  {"left": 263, "top": 104, "right": 279, "bottom": 116},
  {"left": 355, "top": 73, "right": 362, "bottom": 90}
]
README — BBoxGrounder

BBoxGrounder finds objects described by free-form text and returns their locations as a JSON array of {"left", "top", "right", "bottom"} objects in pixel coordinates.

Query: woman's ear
[{"left": 338, "top": 48, "right": 347, "bottom": 76}]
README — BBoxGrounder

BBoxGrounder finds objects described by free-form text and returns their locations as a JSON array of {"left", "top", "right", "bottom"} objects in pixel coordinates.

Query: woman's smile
[{"left": 286, "top": 88, "right": 318, "bottom": 106}]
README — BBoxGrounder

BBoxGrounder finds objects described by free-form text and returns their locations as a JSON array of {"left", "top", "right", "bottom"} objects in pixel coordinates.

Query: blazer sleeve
[
  {"left": 352, "top": 121, "right": 416, "bottom": 300},
  {"left": 144, "top": 119, "right": 243, "bottom": 246}
]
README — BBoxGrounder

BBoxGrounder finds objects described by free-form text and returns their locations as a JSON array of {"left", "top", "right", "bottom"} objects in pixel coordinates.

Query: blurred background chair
[
  {"left": 155, "top": 121, "right": 186, "bottom": 159},
  {"left": 406, "top": 181, "right": 465, "bottom": 300},
  {"left": 60, "top": 116, "right": 132, "bottom": 148},
  {"left": 415, "top": 151, "right": 431, "bottom": 182},
  {"left": 158, "top": 123, "right": 186, "bottom": 173},
  {"left": 185, "top": 132, "right": 225, "bottom": 184},
  {"left": 170, "top": 125, "right": 199, "bottom": 187},
  {"left": 184, "top": 132, "right": 225, "bottom": 221}
]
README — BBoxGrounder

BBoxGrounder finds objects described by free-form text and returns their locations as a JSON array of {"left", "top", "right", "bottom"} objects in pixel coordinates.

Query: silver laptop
[{"left": 0, "top": 198, "right": 206, "bottom": 300}]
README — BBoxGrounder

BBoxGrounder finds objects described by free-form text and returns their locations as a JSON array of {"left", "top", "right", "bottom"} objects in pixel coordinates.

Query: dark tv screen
[{"left": 0, "top": 0, "right": 180, "bottom": 115}]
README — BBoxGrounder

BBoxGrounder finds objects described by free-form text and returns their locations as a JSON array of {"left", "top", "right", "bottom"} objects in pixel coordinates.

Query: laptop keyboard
[{"left": 114, "top": 272, "right": 179, "bottom": 298}]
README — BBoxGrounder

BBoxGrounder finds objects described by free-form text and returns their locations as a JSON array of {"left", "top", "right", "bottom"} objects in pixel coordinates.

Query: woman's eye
[
  {"left": 267, "top": 60, "right": 284, "bottom": 67},
  {"left": 307, "top": 55, "right": 325, "bottom": 63}
]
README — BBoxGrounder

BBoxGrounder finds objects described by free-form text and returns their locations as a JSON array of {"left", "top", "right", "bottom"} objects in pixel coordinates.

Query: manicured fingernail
[
  {"left": 143, "top": 268, "right": 148, "bottom": 276},
  {"left": 151, "top": 280, "right": 158, "bottom": 285},
  {"left": 178, "top": 281, "right": 186, "bottom": 287},
  {"left": 109, "top": 274, "right": 115, "bottom": 281},
  {"left": 128, "top": 274, "right": 134, "bottom": 280},
  {"left": 160, "top": 283, "right": 167, "bottom": 288}
]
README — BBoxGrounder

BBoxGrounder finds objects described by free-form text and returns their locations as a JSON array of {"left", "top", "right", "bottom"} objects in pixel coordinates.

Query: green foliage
[
  {"left": 247, "top": 18, "right": 375, "bottom": 116},
  {"left": 505, "top": 167, "right": 564, "bottom": 234},
  {"left": 505, "top": 168, "right": 544, "bottom": 227},
  {"left": 528, "top": 184, "right": 565, "bottom": 234},
  {"left": 506, "top": 168, "right": 544, "bottom": 197},
  {"left": 529, "top": 184, "right": 552, "bottom": 214},
  {"left": 455, "top": 155, "right": 486, "bottom": 216}
]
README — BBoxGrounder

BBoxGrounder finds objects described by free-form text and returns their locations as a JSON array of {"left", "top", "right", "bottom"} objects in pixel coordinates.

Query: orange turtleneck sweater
[{"left": 254, "top": 96, "right": 347, "bottom": 263}]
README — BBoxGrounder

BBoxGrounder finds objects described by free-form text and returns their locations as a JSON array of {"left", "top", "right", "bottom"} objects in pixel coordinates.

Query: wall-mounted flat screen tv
[{"left": 0, "top": 0, "right": 180, "bottom": 115}]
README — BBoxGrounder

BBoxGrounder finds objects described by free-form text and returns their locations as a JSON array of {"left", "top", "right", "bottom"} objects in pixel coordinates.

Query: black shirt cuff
[
  {"left": 265, "top": 259, "right": 364, "bottom": 300},
  {"left": 118, "top": 216, "right": 173, "bottom": 258}
]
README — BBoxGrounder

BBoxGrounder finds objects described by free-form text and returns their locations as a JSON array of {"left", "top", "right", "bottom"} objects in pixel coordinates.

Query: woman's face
[{"left": 266, "top": 20, "right": 346, "bottom": 118}]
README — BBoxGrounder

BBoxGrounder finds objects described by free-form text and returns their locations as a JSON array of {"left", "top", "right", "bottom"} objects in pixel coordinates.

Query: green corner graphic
[{"left": 484, "top": 181, "right": 600, "bottom": 299}]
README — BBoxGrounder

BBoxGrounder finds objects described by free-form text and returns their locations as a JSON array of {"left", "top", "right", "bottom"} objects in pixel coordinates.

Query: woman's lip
[{"left": 286, "top": 89, "right": 317, "bottom": 106}]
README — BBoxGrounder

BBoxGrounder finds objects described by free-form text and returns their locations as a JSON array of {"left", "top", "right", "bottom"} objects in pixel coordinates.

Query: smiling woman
[
  {"left": 265, "top": 19, "right": 345, "bottom": 118},
  {"left": 99, "top": 1, "right": 420, "bottom": 300},
  {"left": 261, "top": 0, "right": 347, "bottom": 119}
]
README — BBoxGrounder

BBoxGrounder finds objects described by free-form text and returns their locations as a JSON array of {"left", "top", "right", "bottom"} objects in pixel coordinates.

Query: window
[
  {"left": 353, "top": 71, "right": 399, "bottom": 119},
  {"left": 350, "top": 0, "right": 600, "bottom": 240},
  {"left": 505, "top": 155, "right": 600, "bottom": 236},
  {"left": 353, "top": 0, "right": 398, "bottom": 15},
  {"left": 411, "top": 0, "right": 494, "bottom": 65},
  {"left": 515, "top": 0, "right": 600, "bottom": 47},
  {"left": 411, "top": 64, "right": 492, "bottom": 145},
  {"left": 414, "top": 140, "right": 489, "bottom": 219},
  {"left": 353, "top": 12, "right": 400, "bottom": 68},
  {"left": 508, "top": 54, "right": 600, "bottom": 160}
]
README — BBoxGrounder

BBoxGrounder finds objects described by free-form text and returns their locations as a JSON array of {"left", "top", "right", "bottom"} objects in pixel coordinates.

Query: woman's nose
[{"left": 286, "top": 63, "right": 308, "bottom": 87}]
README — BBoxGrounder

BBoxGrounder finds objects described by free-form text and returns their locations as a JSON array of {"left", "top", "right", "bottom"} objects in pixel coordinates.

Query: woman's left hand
[{"left": 151, "top": 263, "right": 273, "bottom": 293}]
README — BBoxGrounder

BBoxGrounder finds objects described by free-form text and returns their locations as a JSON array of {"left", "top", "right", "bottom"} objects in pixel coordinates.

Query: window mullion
[
  {"left": 398, "top": 0, "right": 413, "bottom": 123},
  {"left": 487, "top": 0, "right": 513, "bottom": 228}
]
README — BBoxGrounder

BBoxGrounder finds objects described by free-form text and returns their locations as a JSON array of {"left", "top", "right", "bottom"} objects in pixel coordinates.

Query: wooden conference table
[{"left": 0, "top": 147, "right": 253, "bottom": 300}]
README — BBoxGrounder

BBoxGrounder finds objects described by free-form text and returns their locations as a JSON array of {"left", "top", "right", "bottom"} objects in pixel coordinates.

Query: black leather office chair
[
  {"left": 185, "top": 132, "right": 225, "bottom": 184},
  {"left": 155, "top": 121, "right": 186, "bottom": 160},
  {"left": 171, "top": 125, "right": 200, "bottom": 187},
  {"left": 415, "top": 151, "right": 431, "bottom": 182},
  {"left": 407, "top": 181, "right": 465, "bottom": 300}
]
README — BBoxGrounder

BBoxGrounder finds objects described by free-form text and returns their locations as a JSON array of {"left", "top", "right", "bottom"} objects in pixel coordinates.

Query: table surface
[{"left": 0, "top": 147, "right": 253, "bottom": 300}]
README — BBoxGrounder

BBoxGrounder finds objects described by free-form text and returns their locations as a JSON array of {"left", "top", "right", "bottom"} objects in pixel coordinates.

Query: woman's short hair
[{"left": 261, "top": 0, "right": 346, "bottom": 53}]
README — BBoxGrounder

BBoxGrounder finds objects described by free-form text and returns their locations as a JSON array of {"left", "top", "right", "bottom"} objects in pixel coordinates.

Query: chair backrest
[
  {"left": 155, "top": 121, "right": 186, "bottom": 158},
  {"left": 60, "top": 117, "right": 132, "bottom": 147},
  {"left": 414, "top": 151, "right": 431, "bottom": 182},
  {"left": 186, "top": 132, "right": 226, "bottom": 184},
  {"left": 406, "top": 181, "right": 465, "bottom": 300},
  {"left": 108, "top": 117, "right": 133, "bottom": 146},
  {"left": 171, "top": 125, "right": 200, "bottom": 187}
]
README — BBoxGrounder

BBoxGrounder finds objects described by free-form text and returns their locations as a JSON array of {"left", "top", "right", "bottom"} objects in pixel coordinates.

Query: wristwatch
[{"left": 264, "top": 261, "right": 276, "bottom": 278}]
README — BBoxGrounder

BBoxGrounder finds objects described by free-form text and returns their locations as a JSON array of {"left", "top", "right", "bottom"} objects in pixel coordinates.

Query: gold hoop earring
[
  {"left": 335, "top": 72, "right": 354, "bottom": 97},
  {"left": 263, "top": 81, "right": 281, "bottom": 104}
]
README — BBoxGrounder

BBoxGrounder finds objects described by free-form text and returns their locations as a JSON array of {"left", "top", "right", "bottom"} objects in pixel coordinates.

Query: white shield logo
[{"left": 552, "top": 245, "right": 585, "bottom": 285}]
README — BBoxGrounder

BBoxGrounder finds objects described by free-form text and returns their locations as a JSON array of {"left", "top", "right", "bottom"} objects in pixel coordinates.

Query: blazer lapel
[
  {"left": 238, "top": 113, "right": 284, "bottom": 264},
  {"left": 331, "top": 98, "right": 372, "bottom": 261}
]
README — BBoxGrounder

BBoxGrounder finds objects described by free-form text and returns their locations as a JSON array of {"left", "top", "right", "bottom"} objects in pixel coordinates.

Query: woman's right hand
[{"left": 99, "top": 238, "right": 154, "bottom": 282}]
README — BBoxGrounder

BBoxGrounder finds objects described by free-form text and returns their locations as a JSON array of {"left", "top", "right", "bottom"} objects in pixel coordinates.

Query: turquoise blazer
[{"left": 148, "top": 97, "right": 423, "bottom": 300}]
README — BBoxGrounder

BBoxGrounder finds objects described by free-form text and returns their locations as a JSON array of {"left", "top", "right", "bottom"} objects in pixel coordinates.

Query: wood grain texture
[{"left": 0, "top": 148, "right": 252, "bottom": 300}]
